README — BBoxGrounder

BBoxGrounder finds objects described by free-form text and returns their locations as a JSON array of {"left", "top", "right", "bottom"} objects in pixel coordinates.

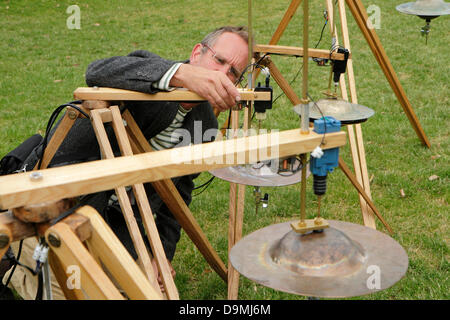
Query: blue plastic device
[{"left": 310, "top": 116, "right": 341, "bottom": 177}]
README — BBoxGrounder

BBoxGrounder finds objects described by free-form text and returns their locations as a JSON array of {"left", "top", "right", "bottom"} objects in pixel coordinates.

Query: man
[{"left": 2, "top": 25, "right": 249, "bottom": 299}]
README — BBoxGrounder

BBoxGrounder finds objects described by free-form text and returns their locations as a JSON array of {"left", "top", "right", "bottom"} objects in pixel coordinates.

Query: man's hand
[{"left": 170, "top": 63, "right": 241, "bottom": 111}]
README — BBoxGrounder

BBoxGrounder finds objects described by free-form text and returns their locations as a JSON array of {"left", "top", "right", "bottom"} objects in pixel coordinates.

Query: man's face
[{"left": 190, "top": 32, "right": 249, "bottom": 83}]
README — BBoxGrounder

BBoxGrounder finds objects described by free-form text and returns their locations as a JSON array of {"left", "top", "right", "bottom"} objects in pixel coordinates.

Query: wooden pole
[
  {"left": 331, "top": 0, "right": 376, "bottom": 228},
  {"left": 344, "top": 0, "right": 430, "bottom": 148},
  {"left": 90, "top": 109, "right": 162, "bottom": 295}
]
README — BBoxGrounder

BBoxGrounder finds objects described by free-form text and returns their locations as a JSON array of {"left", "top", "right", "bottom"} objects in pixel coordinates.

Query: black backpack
[{"left": 0, "top": 134, "right": 43, "bottom": 176}]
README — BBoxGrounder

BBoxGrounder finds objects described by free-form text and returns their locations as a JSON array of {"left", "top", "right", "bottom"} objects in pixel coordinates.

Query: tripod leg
[
  {"left": 109, "top": 106, "right": 179, "bottom": 300},
  {"left": 345, "top": 0, "right": 430, "bottom": 148},
  {"left": 46, "top": 222, "right": 124, "bottom": 300},
  {"left": 227, "top": 182, "right": 237, "bottom": 295},
  {"left": 270, "top": 0, "right": 302, "bottom": 44},
  {"left": 262, "top": 57, "right": 301, "bottom": 105},
  {"left": 122, "top": 110, "right": 228, "bottom": 283},
  {"left": 338, "top": 157, "right": 393, "bottom": 234},
  {"left": 77, "top": 205, "right": 162, "bottom": 300},
  {"left": 48, "top": 250, "right": 85, "bottom": 299},
  {"left": 334, "top": 0, "right": 376, "bottom": 228},
  {"left": 253, "top": 0, "right": 302, "bottom": 80},
  {"left": 227, "top": 109, "right": 246, "bottom": 300},
  {"left": 34, "top": 106, "right": 81, "bottom": 170},
  {"left": 90, "top": 109, "right": 160, "bottom": 293}
]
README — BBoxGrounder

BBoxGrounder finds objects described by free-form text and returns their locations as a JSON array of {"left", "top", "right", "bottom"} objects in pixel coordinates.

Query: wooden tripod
[{"left": 225, "top": 0, "right": 418, "bottom": 299}]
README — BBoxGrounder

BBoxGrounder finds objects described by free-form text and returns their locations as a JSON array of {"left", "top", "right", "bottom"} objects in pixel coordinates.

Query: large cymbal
[
  {"left": 210, "top": 160, "right": 308, "bottom": 187},
  {"left": 230, "top": 220, "right": 408, "bottom": 298},
  {"left": 293, "top": 98, "right": 375, "bottom": 125}
]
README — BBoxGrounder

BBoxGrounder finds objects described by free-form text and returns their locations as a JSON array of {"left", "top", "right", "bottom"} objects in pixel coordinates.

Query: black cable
[
  {"left": 234, "top": 53, "right": 269, "bottom": 88},
  {"left": 314, "top": 17, "right": 328, "bottom": 49},
  {"left": 192, "top": 176, "right": 216, "bottom": 197},
  {"left": 272, "top": 62, "right": 303, "bottom": 105},
  {"left": 37, "top": 101, "right": 87, "bottom": 170},
  {"left": 1, "top": 102, "right": 90, "bottom": 299},
  {"left": 1, "top": 239, "right": 23, "bottom": 296}
]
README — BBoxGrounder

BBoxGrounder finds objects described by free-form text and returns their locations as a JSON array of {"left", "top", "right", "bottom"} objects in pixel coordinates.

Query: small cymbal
[
  {"left": 293, "top": 98, "right": 375, "bottom": 125},
  {"left": 397, "top": 0, "right": 450, "bottom": 18},
  {"left": 230, "top": 220, "right": 408, "bottom": 298},
  {"left": 210, "top": 160, "right": 308, "bottom": 187}
]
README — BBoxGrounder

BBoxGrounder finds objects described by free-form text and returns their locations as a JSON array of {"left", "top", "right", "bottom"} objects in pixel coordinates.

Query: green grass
[{"left": 0, "top": 0, "right": 448, "bottom": 300}]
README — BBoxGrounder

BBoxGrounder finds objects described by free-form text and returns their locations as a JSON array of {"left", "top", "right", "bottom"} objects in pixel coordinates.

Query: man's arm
[
  {"left": 85, "top": 50, "right": 177, "bottom": 94},
  {"left": 86, "top": 50, "right": 240, "bottom": 111}
]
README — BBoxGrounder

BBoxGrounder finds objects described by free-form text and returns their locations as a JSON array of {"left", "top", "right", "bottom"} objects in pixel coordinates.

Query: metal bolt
[
  {"left": 29, "top": 172, "right": 43, "bottom": 181},
  {"left": 47, "top": 233, "right": 61, "bottom": 248},
  {"left": 68, "top": 110, "right": 77, "bottom": 120},
  {"left": 0, "top": 233, "right": 10, "bottom": 249}
]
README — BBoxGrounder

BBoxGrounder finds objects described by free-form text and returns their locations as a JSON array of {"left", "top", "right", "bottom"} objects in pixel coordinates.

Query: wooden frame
[
  {"left": 0, "top": 85, "right": 345, "bottom": 300},
  {"left": 250, "top": 0, "right": 429, "bottom": 235}
]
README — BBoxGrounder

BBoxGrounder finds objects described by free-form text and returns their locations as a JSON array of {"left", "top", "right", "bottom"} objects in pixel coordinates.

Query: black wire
[
  {"left": 272, "top": 62, "right": 304, "bottom": 105},
  {"left": 50, "top": 193, "right": 96, "bottom": 226},
  {"left": 192, "top": 175, "right": 216, "bottom": 197},
  {"left": 1, "top": 239, "right": 23, "bottom": 296},
  {"left": 272, "top": 8, "right": 330, "bottom": 105},
  {"left": 37, "top": 101, "right": 87, "bottom": 170},
  {"left": 314, "top": 19, "right": 328, "bottom": 49},
  {"left": 1, "top": 102, "right": 90, "bottom": 299},
  {"left": 192, "top": 175, "right": 215, "bottom": 191},
  {"left": 234, "top": 53, "right": 269, "bottom": 88}
]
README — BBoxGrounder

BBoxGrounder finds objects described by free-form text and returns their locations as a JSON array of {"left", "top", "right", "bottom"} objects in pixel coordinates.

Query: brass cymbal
[
  {"left": 210, "top": 160, "right": 308, "bottom": 187},
  {"left": 293, "top": 98, "right": 375, "bottom": 125},
  {"left": 230, "top": 220, "right": 408, "bottom": 298},
  {"left": 397, "top": 0, "right": 450, "bottom": 18}
]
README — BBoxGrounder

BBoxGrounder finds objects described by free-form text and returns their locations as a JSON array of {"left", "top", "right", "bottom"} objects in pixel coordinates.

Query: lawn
[{"left": 0, "top": 0, "right": 448, "bottom": 300}]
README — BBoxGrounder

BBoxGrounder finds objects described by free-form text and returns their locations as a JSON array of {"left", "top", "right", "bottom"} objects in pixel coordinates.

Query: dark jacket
[{"left": 24, "top": 50, "right": 218, "bottom": 261}]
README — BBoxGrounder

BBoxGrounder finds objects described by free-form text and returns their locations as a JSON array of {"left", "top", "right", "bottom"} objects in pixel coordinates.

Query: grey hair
[{"left": 200, "top": 26, "right": 249, "bottom": 53}]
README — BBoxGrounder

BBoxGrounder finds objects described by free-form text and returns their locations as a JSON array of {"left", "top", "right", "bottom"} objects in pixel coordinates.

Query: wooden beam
[
  {"left": 90, "top": 108, "right": 161, "bottom": 293},
  {"left": 338, "top": 157, "right": 393, "bottom": 234},
  {"left": 110, "top": 105, "right": 178, "bottom": 299},
  {"left": 0, "top": 129, "right": 346, "bottom": 209},
  {"left": 337, "top": 0, "right": 376, "bottom": 228},
  {"left": 260, "top": 56, "right": 301, "bottom": 106},
  {"left": 45, "top": 222, "right": 124, "bottom": 300},
  {"left": 345, "top": 0, "right": 430, "bottom": 147},
  {"left": 254, "top": 44, "right": 349, "bottom": 60},
  {"left": 73, "top": 87, "right": 271, "bottom": 103},
  {"left": 269, "top": 0, "right": 302, "bottom": 45},
  {"left": 77, "top": 205, "right": 162, "bottom": 300}
]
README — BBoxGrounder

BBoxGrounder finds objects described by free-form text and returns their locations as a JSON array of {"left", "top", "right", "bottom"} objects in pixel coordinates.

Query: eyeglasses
[{"left": 202, "top": 44, "right": 242, "bottom": 82}]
